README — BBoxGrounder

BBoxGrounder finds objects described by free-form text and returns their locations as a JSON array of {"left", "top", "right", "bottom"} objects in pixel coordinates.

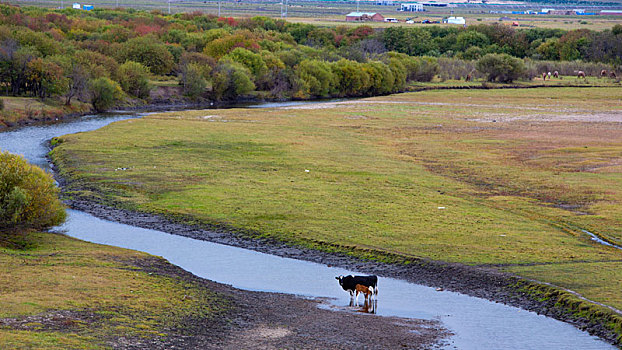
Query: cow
[
  {"left": 354, "top": 284, "right": 372, "bottom": 305},
  {"left": 548, "top": 72, "right": 552, "bottom": 79},
  {"left": 465, "top": 74, "right": 471, "bottom": 82},
  {"left": 601, "top": 69, "right": 607, "bottom": 77},
  {"left": 541, "top": 72, "right": 547, "bottom": 81},
  {"left": 611, "top": 71, "right": 617, "bottom": 79},
  {"left": 577, "top": 71, "right": 586, "bottom": 78},
  {"left": 336, "top": 275, "right": 378, "bottom": 298},
  {"left": 553, "top": 71, "right": 559, "bottom": 78}
]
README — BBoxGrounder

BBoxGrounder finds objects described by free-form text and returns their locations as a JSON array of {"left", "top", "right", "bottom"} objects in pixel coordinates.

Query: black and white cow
[{"left": 335, "top": 275, "right": 378, "bottom": 298}]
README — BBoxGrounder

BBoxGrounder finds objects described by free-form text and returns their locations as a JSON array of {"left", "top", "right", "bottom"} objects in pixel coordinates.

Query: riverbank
[{"left": 0, "top": 231, "right": 448, "bottom": 349}]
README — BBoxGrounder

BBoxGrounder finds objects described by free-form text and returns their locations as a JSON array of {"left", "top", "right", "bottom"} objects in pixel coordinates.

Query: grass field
[
  {"left": 51, "top": 86, "right": 622, "bottom": 311},
  {"left": 0, "top": 231, "right": 230, "bottom": 349}
]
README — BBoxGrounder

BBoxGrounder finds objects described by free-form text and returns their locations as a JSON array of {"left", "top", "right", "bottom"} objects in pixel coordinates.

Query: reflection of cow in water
[
  {"left": 349, "top": 296, "right": 377, "bottom": 314},
  {"left": 577, "top": 71, "right": 586, "bottom": 78}
]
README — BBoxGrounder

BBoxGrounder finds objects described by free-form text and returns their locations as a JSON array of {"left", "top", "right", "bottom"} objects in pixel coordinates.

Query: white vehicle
[{"left": 384, "top": 17, "right": 398, "bottom": 22}]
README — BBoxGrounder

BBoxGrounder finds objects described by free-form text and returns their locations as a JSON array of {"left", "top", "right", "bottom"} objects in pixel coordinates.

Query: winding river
[{"left": 0, "top": 109, "right": 617, "bottom": 350}]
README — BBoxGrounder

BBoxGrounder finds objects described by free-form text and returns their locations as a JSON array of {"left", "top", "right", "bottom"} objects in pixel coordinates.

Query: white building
[
  {"left": 72, "top": 3, "right": 81, "bottom": 9},
  {"left": 401, "top": 3, "right": 424, "bottom": 11},
  {"left": 444, "top": 16, "right": 466, "bottom": 24}
]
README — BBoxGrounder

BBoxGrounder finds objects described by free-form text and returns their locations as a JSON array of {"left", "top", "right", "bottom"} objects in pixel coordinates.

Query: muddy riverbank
[{"left": 110, "top": 255, "right": 451, "bottom": 349}]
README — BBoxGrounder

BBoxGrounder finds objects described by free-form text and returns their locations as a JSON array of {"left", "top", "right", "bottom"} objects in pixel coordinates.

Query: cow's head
[{"left": 335, "top": 275, "right": 344, "bottom": 286}]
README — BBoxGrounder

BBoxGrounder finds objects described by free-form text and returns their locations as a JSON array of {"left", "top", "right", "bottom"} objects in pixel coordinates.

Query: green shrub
[
  {"left": 210, "top": 62, "right": 255, "bottom": 101},
  {"left": 179, "top": 62, "right": 208, "bottom": 100},
  {"left": 476, "top": 53, "right": 526, "bottom": 83},
  {"left": 0, "top": 151, "right": 66, "bottom": 232},
  {"left": 89, "top": 77, "right": 123, "bottom": 112},
  {"left": 117, "top": 61, "right": 151, "bottom": 99}
]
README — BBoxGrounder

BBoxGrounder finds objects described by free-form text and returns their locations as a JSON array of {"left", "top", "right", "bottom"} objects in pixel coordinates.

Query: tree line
[{"left": 0, "top": 4, "right": 620, "bottom": 110}]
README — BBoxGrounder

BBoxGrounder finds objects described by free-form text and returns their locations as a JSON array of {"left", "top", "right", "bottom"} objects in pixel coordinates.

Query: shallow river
[{"left": 0, "top": 109, "right": 616, "bottom": 350}]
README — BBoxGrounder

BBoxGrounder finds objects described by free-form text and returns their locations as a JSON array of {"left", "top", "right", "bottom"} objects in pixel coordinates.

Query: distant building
[
  {"left": 72, "top": 3, "right": 81, "bottom": 9},
  {"left": 548, "top": 10, "right": 574, "bottom": 15},
  {"left": 83, "top": 4, "right": 94, "bottom": 10},
  {"left": 401, "top": 3, "right": 424, "bottom": 11},
  {"left": 376, "top": 0, "right": 394, "bottom": 5},
  {"left": 345, "top": 12, "right": 385, "bottom": 22},
  {"left": 422, "top": 2, "right": 447, "bottom": 7},
  {"left": 601, "top": 10, "right": 622, "bottom": 15},
  {"left": 444, "top": 16, "right": 466, "bottom": 24}
]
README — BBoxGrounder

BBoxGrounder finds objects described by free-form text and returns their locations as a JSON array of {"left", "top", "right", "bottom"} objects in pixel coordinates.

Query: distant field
[
  {"left": 51, "top": 87, "right": 622, "bottom": 310},
  {"left": 14, "top": 0, "right": 622, "bottom": 30}
]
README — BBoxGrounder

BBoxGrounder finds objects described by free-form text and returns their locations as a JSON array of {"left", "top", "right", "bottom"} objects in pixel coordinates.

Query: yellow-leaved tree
[{"left": 0, "top": 151, "right": 66, "bottom": 232}]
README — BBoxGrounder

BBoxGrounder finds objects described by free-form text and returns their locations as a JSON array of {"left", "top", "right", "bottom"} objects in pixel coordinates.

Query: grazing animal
[
  {"left": 553, "top": 71, "right": 559, "bottom": 78},
  {"left": 611, "top": 71, "right": 617, "bottom": 79},
  {"left": 548, "top": 72, "right": 552, "bottom": 79},
  {"left": 541, "top": 72, "right": 547, "bottom": 81},
  {"left": 577, "top": 71, "right": 586, "bottom": 78},
  {"left": 336, "top": 275, "right": 378, "bottom": 298},
  {"left": 354, "top": 284, "right": 372, "bottom": 305},
  {"left": 601, "top": 69, "right": 607, "bottom": 77},
  {"left": 465, "top": 74, "right": 471, "bottom": 82}
]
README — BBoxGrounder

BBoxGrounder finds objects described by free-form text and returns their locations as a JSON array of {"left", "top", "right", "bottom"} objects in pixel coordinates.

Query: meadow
[
  {"left": 0, "top": 231, "right": 231, "bottom": 349},
  {"left": 51, "top": 86, "right": 622, "bottom": 311}
]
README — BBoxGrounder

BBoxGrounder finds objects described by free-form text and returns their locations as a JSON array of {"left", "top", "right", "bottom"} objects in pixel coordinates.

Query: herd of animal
[
  {"left": 465, "top": 69, "right": 618, "bottom": 82},
  {"left": 541, "top": 69, "right": 617, "bottom": 80}
]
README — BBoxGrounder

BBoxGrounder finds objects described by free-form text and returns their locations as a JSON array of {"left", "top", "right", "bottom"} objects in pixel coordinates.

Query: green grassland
[
  {"left": 51, "top": 87, "right": 622, "bottom": 311},
  {"left": 0, "top": 231, "right": 231, "bottom": 349}
]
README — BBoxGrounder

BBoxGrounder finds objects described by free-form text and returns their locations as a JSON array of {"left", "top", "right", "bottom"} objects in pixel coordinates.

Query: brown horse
[
  {"left": 577, "top": 71, "right": 586, "bottom": 78},
  {"left": 465, "top": 74, "right": 472, "bottom": 82}
]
